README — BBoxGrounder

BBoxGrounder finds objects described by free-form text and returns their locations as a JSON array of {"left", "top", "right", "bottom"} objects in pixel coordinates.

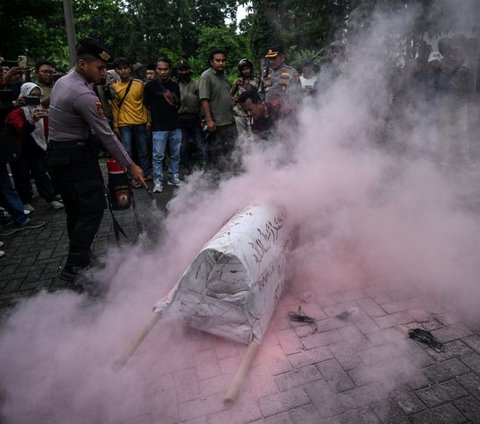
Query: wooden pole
[
  {"left": 111, "top": 312, "right": 162, "bottom": 372},
  {"left": 62, "top": 0, "right": 77, "bottom": 68},
  {"left": 223, "top": 342, "right": 260, "bottom": 405}
]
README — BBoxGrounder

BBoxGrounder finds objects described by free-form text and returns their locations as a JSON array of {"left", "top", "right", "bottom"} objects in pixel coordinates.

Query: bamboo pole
[
  {"left": 111, "top": 312, "right": 162, "bottom": 372},
  {"left": 223, "top": 342, "right": 260, "bottom": 405}
]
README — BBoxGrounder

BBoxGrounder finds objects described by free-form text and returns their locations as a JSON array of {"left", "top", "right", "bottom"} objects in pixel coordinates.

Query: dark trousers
[
  {"left": 47, "top": 141, "right": 106, "bottom": 268},
  {"left": 206, "top": 123, "right": 238, "bottom": 174},
  {"left": 10, "top": 142, "right": 55, "bottom": 204},
  {"left": 179, "top": 117, "right": 205, "bottom": 172}
]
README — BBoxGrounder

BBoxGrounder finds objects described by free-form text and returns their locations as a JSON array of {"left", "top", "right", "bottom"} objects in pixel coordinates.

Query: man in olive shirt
[
  {"left": 198, "top": 48, "right": 237, "bottom": 173},
  {"left": 47, "top": 38, "right": 146, "bottom": 284}
]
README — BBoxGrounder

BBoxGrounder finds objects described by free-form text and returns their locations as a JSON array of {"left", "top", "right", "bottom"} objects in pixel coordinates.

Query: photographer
[
  {"left": 0, "top": 57, "right": 30, "bottom": 102},
  {"left": 6, "top": 82, "right": 63, "bottom": 212}
]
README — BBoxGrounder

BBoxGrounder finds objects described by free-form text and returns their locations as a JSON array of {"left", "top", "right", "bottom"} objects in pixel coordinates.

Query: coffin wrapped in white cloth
[{"left": 153, "top": 204, "right": 294, "bottom": 344}]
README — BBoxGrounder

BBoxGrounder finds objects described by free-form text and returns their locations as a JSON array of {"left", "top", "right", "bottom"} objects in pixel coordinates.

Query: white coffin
[{"left": 154, "top": 204, "right": 294, "bottom": 344}]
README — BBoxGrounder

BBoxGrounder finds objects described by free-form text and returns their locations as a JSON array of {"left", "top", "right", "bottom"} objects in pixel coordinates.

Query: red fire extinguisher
[{"left": 107, "top": 158, "right": 132, "bottom": 210}]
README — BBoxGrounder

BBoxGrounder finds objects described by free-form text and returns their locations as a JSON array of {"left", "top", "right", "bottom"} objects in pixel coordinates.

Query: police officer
[
  {"left": 47, "top": 38, "right": 146, "bottom": 283},
  {"left": 261, "top": 46, "right": 302, "bottom": 105}
]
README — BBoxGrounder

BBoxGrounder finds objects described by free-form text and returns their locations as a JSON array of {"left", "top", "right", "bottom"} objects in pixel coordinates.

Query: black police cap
[{"left": 76, "top": 38, "right": 112, "bottom": 62}]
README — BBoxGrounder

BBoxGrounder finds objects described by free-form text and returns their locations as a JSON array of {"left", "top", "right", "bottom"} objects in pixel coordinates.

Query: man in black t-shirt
[{"left": 143, "top": 56, "right": 181, "bottom": 192}]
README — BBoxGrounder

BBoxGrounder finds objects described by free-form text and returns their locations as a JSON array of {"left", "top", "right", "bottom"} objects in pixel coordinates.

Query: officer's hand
[
  {"left": 206, "top": 118, "right": 216, "bottom": 133},
  {"left": 128, "top": 163, "right": 147, "bottom": 188}
]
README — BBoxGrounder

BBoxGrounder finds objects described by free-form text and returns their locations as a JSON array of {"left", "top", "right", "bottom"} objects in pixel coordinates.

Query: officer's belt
[{"left": 49, "top": 139, "right": 88, "bottom": 148}]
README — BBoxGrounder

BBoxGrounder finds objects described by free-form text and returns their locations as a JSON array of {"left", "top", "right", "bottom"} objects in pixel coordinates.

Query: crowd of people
[{"left": 0, "top": 33, "right": 478, "bottom": 283}]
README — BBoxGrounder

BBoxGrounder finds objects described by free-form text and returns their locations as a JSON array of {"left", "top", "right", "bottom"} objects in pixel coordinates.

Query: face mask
[{"left": 178, "top": 73, "right": 191, "bottom": 83}]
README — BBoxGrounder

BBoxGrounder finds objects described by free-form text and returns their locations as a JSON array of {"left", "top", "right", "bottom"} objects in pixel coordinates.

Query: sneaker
[
  {"left": 153, "top": 180, "right": 163, "bottom": 193},
  {"left": 49, "top": 200, "right": 64, "bottom": 210},
  {"left": 0, "top": 241, "right": 4, "bottom": 248},
  {"left": 167, "top": 173, "right": 181, "bottom": 186},
  {"left": 0, "top": 250, "right": 4, "bottom": 258},
  {"left": 0, "top": 219, "right": 45, "bottom": 236},
  {"left": 23, "top": 209, "right": 31, "bottom": 215},
  {"left": 23, "top": 203, "right": 35, "bottom": 212}
]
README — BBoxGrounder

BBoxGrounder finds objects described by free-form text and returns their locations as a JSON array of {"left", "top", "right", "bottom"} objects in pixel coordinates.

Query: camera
[
  {"left": 25, "top": 96, "right": 41, "bottom": 106},
  {"left": 1, "top": 60, "right": 18, "bottom": 68}
]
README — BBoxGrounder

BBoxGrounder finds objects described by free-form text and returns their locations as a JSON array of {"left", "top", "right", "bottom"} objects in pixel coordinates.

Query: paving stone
[
  {"left": 262, "top": 412, "right": 293, "bottom": 424},
  {"left": 178, "top": 393, "right": 226, "bottom": 422},
  {"left": 428, "top": 340, "right": 473, "bottom": 362},
  {"left": 174, "top": 368, "right": 202, "bottom": 403},
  {"left": 374, "top": 312, "right": 414, "bottom": 330},
  {"left": 463, "top": 334, "right": 480, "bottom": 354},
  {"left": 323, "top": 301, "right": 360, "bottom": 318},
  {"left": 332, "top": 289, "right": 366, "bottom": 304},
  {"left": 316, "top": 358, "right": 355, "bottom": 392},
  {"left": 410, "top": 403, "right": 467, "bottom": 424},
  {"left": 274, "top": 365, "right": 322, "bottom": 391},
  {"left": 424, "top": 358, "right": 470, "bottom": 383},
  {"left": 456, "top": 372, "right": 480, "bottom": 402},
  {"left": 337, "top": 406, "right": 381, "bottom": 424},
  {"left": 459, "top": 352, "right": 480, "bottom": 374},
  {"left": 358, "top": 343, "right": 404, "bottom": 366},
  {"left": 304, "top": 379, "right": 345, "bottom": 417},
  {"left": 287, "top": 346, "right": 333, "bottom": 369},
  {"left": 382, "top": 298, "right": 422, "bottom": 314},
  {"left": 198, "top": 373, "right": 232, "bottom": 397},
  {"left": 205, "top": 394, "right": 263, "bottom": 424},
  {"left": 278, "top": 328, "right": 304, "bottom": 356},
  {"left": 434, "top": 312, "right": 462, "bottom": 326},
  {"left": 337, "top": 325, "right": 371, "bottom": 348},
  {"left": 356, "top": 297, "right": 386, "bottom": 318},
  {"left": 366, "top": 328, "right": 405, "bottom": 346},
  {"left": 371, "top": 399, "right": 411, "bottom": 424},
  {"left": 257, "top": 344, "right": 292, "bottom": 376},
  {"left": 406, "top": 307, "right": 433, "bottom": 323},
  {"left": 415, "top": 379, "right": 468, "bottom": 407},
  {"left": 194, "top": 349, "right": 222, "bottom": 380},
  {"left": 258, "top": 387, "right": 310, "bottom": 417},
  {"left": 392, "top": 389, "right": 426, "bottom": 415},
  {"left": 328, "top": 342, "right": 362, "bottom": 371},
  {"left": 289, "top": 404, "right": 322, "bottom": 424},
  {"left": 338, "top": 382, "right": 390, "bottom": 409},
  {"left": 453, "top": 396, "right": 480, "bottom": 423},
  {"left": 302, "top": 328, "right": 345, "bottom": 349},
  {"left": 363, "top": 287, "right": 393, "bottom": 305},
  {"left": 350, "top": 310, "right": 381, "bottom": 334},
  {"left": 430, "top": 324, "right": 474, "bottom": 344},
  {"left": 348, "top": 357, "right": 414, "bottom": 387}
]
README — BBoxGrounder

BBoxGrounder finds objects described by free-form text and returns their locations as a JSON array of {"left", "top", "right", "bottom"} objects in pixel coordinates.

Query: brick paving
[{"left": 1, "top": 173, "right": 480, "bottom": 423}]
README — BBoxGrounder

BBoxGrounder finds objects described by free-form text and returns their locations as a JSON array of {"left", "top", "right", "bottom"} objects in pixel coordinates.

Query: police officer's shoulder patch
[{"left": 95, "top": 100, "right": 105, "bottom": 118}]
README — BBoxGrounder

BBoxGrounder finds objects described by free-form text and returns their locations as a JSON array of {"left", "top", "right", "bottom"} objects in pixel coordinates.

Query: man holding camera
[{"left": 47, "top": 38, "right": 146, "bottom": 284}]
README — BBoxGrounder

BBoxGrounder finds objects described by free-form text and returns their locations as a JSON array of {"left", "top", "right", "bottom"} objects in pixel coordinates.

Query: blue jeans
[
  {"left": 118, "top": 124, "right": 151, "bottom": 176},
  {"left": 152, "top": 129, "right": 181, "bottom": 182},
  {"left": 0, "top": 164, "right": 28, "bottom": 226}
]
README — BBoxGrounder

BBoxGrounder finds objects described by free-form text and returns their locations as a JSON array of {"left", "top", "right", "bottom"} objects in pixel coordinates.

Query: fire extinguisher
[{"left": 107, "top": 158, "right": 132, "bottom": 210}]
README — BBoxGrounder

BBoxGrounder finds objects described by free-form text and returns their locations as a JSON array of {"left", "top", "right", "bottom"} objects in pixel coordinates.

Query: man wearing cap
[
  {"left": 261, "top": 46, "right": 301, "bottom": 105},
  {"left": 176, "top": 59, "right": 204, "bottom": 172},
  {"left": 47, "top": 38, "right": 146, "bottom": 283},
  {"left": 199, "top": 48, "right": 237, "bottom": 174}
]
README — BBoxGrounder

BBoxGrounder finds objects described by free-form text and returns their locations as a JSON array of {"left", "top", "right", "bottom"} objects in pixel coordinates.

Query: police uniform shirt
[
  {"left": 49, "top": 69, "right": 132, "bottom": 167},
  {"left": 263, "top": 65, "right": 301, "bottom": 102}
]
